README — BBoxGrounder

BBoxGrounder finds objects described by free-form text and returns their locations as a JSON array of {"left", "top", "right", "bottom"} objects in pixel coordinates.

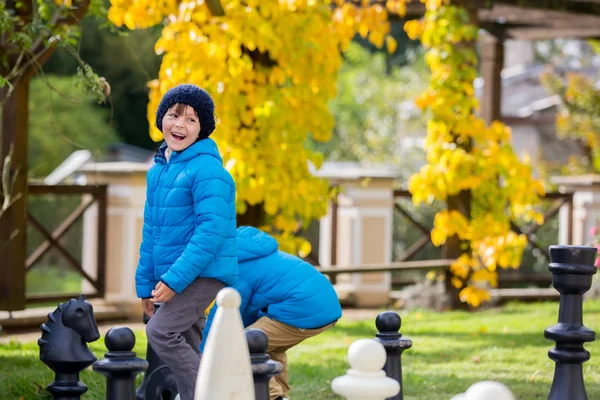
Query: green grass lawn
[
  {"left": 2, "top": 300, "right": 600, "bottom": 399},
  {"left": 26, "top": 266, "right": 82, "bottom": 295}
]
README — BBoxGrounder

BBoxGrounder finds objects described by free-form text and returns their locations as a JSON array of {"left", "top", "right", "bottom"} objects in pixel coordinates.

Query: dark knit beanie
[{"left": 155, "top": 84, "right": 216, "bottom": 139}]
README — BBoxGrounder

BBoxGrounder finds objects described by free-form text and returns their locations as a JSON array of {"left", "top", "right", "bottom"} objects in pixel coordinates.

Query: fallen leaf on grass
[{"left": 530, "top": 370, "right": 540, "bottom": 381}]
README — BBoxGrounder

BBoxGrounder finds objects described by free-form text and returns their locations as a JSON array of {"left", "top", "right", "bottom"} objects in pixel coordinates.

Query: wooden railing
[
  {"left": 319, "top": 189, "right": 573, "bottom": 297},
  {"left": 26, "top": 184, "right": 107, "bottom": 304},
  {"left": 317, "top": 259, "right": 454, "bottom": 278},
  {"left": 393, "top": 189, "right": 435, "bottom": 262},
  {"left": 510, "top": 191, "right": 573, "bottom": 263}
]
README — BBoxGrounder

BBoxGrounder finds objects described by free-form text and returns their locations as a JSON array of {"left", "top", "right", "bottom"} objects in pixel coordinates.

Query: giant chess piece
[
  {"left": 136, "top": 303, "right": 179, "bottom": 400},
  {"left": 332, "top": 339, "right": 400, "bottom": 400},
  {"left": 38, "top": 294, "right": 101, "bottom": 399},
  {"left": 246, "top": 329, "right": 283, "bottom": 400},
  {"left": 545, "top": 245, "right": 597, "bottom": 400},
  {"left": 374, "top": 311, "right": 412, "bottom": 400},
  {"left": 93, "top": 327, "right": 148, "bottom": 399}
]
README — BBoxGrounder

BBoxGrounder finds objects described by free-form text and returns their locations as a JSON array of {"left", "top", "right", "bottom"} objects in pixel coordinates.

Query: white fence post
[
  {"left": 194, "top": 288, "right": 255, "bottom": 400},
  {"left": 332, "top": 338, "right": 400, "bottom": 400},
  {"left": 450, "top": 381, "right": 516, "bottom": 400}
]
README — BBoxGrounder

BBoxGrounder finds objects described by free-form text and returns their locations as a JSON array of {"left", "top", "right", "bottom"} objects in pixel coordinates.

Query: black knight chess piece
[{"left": 38, "top": 294, "right": 101, "bottom": 399}]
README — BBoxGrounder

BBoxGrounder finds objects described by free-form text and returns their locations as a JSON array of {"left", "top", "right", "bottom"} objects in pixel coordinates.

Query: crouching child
[{"left": 201, "top": 226, "right": 342, "bottom": 400}]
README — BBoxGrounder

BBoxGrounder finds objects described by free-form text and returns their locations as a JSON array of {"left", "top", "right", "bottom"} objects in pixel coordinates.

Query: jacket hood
[
  {"left": 154, "top": 138, "right": 223, "bottom": 164},
  {"left": 236, "top": 226, "right": 279, "bottom": 262}
]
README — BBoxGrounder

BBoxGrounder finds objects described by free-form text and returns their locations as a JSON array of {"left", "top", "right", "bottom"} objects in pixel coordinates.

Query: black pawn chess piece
[
  {"left": 93, "top": 326, "right": 148, "bottom": 400},
  {"left": 545, "top": 245, "right": 597, "bottom": 400},
  {"left": 246, "top": 329, "right": 283, "bottom": 400},
  {"left": 38, "top": 294, "right": 101, "bottom": 400},
  {"left": 136, "top": 303, "right": 179, "bottom": 400},
  {"left": 374, "top": 311, "right": 412, "bottom": 400}
]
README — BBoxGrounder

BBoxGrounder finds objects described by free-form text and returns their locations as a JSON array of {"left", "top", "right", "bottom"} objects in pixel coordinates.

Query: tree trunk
[
  {"left": 237, "top": 203, "right": 266, "bottom": 227},
  {"left": 442, "top": 0, "right": 479, "bottom": 310},
  {"left": 0, "top": 79, "right": 30, "bottom": 311},
  {"left": 443, "top": 191, "right": 471, "bottom": 310}
]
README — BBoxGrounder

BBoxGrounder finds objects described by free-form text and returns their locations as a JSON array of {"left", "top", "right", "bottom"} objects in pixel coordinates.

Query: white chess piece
[
  {"left": 331, "top": 338, "right": 400, "bottom": 400},
  {"left": 450, "top": 381, "right": 515, "bottom": 400},
  {"left": 194, "top": 288, "right": 255, "bottom": 400}
]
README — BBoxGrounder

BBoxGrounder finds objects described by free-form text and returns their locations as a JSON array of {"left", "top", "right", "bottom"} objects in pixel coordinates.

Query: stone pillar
[
  {"left": 78, "top": 162, "right": 150, "bottom": 315},
  {"left": 318, "top": 163, "right": 397, "bottom": 308},
  {"left": 551, "top": 175, "right": 600, "bottom": 246}
]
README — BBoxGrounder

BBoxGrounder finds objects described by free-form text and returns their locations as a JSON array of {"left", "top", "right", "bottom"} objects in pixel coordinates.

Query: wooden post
[
  {"left": 0, "top": 80, "right": 30, "bottom": 311},
  {"left": 329, "top": 189, "right": 338, "bottom": 285},
  {"left": 480, "top": 32, "right": 505, "bottom": 124},
  {"left": 0, "top": 0, "right": 90, "bottom": 311},
  {"left": 95, "top": 185, "right": 108, "bottom": 298}
]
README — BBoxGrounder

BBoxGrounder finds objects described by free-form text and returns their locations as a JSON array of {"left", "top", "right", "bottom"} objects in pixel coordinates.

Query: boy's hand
[
  {"left": 142, "top": 298, "right": 155, "bottom": 318},
  {"left": 152, "top": 281, "right": 176, "bottom": 303}
]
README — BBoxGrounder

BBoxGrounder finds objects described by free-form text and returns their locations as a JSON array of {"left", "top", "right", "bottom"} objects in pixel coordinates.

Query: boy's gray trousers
[{"left": 146, "top": 278, "right": 224, "bottom": 400}]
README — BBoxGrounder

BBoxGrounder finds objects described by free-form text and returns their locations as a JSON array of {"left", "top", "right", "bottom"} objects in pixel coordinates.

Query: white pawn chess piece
[
  {"left": 331, "top": 338, "right": 400, "bottom": 400},
  {"left": 194, "top": 288, "right": 255, "bottom": 400},
  {"left": 450, "top": 381, "right": 515, "bottom": 400}
]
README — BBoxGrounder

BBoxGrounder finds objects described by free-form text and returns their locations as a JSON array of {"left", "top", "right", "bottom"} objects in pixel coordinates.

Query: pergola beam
[{"left": 479, "top": 3, "right": 600, "bottom": 40}]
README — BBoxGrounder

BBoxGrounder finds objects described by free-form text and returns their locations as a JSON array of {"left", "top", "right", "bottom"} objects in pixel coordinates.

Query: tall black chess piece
[
  {"left": 374, "top": 311, "right": 412, "bottom": 400},
  {"left": 93, "top": 327, "right": 148, "bottom": 399},
  {"left": 38, "top": 294, "right": 101, "bottom": 399},
  {"left": 246, "top": 329, "right": 283, "bottom": 400},
  {"left": 545, "top": 245, "right": 597, "bottom": 400}
]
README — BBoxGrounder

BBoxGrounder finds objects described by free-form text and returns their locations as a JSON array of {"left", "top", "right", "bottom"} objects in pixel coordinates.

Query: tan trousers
[{"left": 247, "top": 317, "right": 335, "bottom": 400}]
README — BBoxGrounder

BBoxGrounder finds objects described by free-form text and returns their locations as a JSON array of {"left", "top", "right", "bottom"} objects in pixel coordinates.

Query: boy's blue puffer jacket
[
  {"left": 135, "top": 139, "right": 238, "bottom": 298},
  {"left": 200, "top": 226, "right": 342, "bottom": 352}
]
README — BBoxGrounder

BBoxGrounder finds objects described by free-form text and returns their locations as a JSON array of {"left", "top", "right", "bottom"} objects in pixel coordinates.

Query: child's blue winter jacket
[
  {"left": 135, "top": 139, "right": 238, "bottom": 298},
  {"left": 200, "top": 226, "right": 342, "bottom": 352}
]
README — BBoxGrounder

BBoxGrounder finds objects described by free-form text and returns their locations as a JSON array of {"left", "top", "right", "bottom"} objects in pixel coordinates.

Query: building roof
[
  {"left": 312, "top": 161, "right": 401, "bottom": 180},
  {"left": 475, "top": 63, "right": 598, "bottom": 119}
]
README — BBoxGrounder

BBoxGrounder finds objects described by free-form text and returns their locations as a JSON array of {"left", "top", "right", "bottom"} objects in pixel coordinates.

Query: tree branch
[
  {"left": 0, "top": 144, "right": 22, "bottom": 221},
  {"left": 4, "top": 0, "right": 91, "bottom": 83}
]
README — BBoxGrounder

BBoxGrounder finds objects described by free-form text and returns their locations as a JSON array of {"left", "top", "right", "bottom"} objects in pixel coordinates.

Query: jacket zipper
[{"left": 153, "top": 159, "right": 169, "bottom": 246}]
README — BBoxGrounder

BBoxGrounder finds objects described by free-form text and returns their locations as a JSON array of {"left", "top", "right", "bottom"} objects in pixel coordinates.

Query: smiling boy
[{"left": 136, "top": 84, "right": 238, "bottom": 400}]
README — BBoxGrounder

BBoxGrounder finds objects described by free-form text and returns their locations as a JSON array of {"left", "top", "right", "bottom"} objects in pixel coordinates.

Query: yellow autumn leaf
[
  {"left": 404, "top": 20, "right": 423, "bottom": 40},
  {"left": 123, "top": 12, "right": 137, "bottom": 30},
  {"left": 386, "top": 35, "right": 398, "bottom": 54},
  {"left": 107, "top": 7, "right": 124, "bottom": 27},
  {"left": 430, "top": 226, "right": 447, "bottom": 247}
]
